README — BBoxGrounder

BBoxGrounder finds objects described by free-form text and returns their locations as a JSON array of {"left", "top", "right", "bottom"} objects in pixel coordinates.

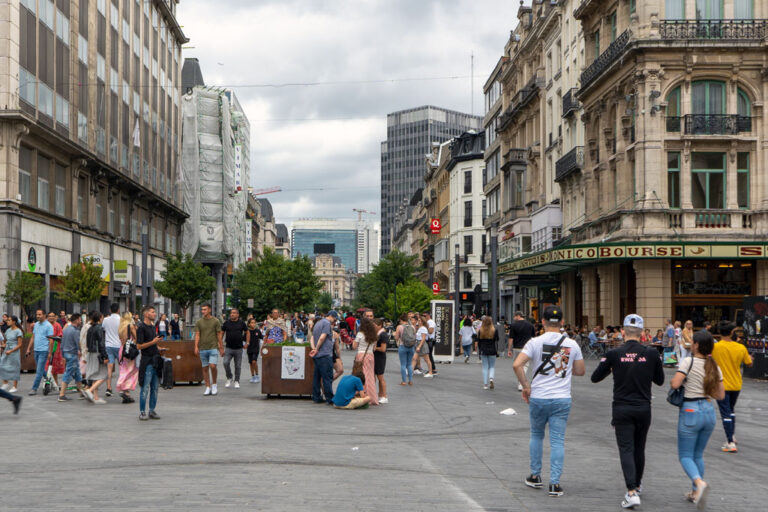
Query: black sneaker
[
  {"left": 12, "top": 397, "right": 21, "bottom": 414},
  {"left": 524, "top": 474, "right": 543, "bottom": 489},
  {"left": 58, "top": 395, "right": 71, "bottom": 402},
  {"left": 548, "top": 484, "right": 564, "bottom": 497},
  {"left": 105, "top": 389, "right": 113, "bottom": 397},
  {"left": 139, "top": 412, "right": 148, "bottom": 421},
  {"left": 148, "top": 411, "right": 161, "bottom": 420}
]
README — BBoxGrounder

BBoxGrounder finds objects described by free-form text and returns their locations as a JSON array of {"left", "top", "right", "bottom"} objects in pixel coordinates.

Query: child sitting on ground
[{"left": 332, "top": 367, "right": 370, "bottom": 410}]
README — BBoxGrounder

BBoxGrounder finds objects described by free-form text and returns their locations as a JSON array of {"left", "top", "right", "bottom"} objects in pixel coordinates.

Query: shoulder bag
[{"left": 667, "top": 357, "right": 694, "bottom": 407}]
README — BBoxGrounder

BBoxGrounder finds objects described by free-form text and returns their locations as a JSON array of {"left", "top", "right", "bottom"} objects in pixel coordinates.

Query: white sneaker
[
  {"left": 0, "top": 383, "right": 9, "bottom": 391},
  {"left": 379, "top": 397, "right": 389, "bottom": 404},
  {"left": 252, "top": 375, "right": 260, "bottom": 383},
  {"left": 621, "top": 492, "right": 641, "bottom": 509},
  {"left": 225, "top": 379, "right": 232, "bottom": 388},
  {"left": 483, "top": 385, "right": 489, "bottom": 390},
  {"left": 9, "top": 387, "right": 17, "bottom": 393},
  {"left": 234, "top": 381, "right": 240, "bottom": 389},
  {"left": 204, "top": 387, "right": 211, "bottom": 396},
  {"left": 424, "top": 373, "right": 434, "bottom": 378},
  {"left": 413, "top": 369, "right": 423, "bottom": 375},
  {"left": 211, "top": 384, "right": 218, "bottom": 395}
]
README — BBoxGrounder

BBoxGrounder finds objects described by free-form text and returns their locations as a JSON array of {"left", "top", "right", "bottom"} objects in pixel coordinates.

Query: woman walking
[
  {"left": 156, "top": 313, "right": 169, "bottom": 340},
  {"left": 680, "top": 320, "right": 694, "bottom": 364},
  {"left": 0, "top": 315, "right": 23, "bottom": 393},
  {"left": 352, "top": 317, "right": 379, "bottom": 405},
  {"left": 396, "top": 313, "right": 416, "bottom": 386},
  {"left": 475, "top": 316, "right": 499, "bottom": 390},
  {"left": 413, "top": 315, "right": 434, "bottom": 378},
  {"left": 373, "top": 317, "right": 388, "bottom": 404},
  {"left": 83, "top": 311, "right": 108, "bottom": 404},
  {"left": 669, "top": 330, "right": 725, "bottom": 508},
  {"left": 117, "top": 313, "right": 138, "bottom": 403}
]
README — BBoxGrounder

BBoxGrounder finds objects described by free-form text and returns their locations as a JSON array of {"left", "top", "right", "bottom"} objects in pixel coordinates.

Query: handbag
[{"left": 667, "top": 357, "right": 694, "bottom": 407}]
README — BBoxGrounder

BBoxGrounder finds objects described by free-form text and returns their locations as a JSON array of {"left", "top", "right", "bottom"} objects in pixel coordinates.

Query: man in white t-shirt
[
  {"left": 424, "top": 312, "right": 437, "bottom": 376},
  {"left": 102, "top": 303, "right": 122, "bottom": 399},
  {"left": 513, "top": 305, "right": 585, "bottom": 498}
]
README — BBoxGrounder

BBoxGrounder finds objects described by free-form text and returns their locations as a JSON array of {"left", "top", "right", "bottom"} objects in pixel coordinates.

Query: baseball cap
[
  {"left": 623, "top": 314, "right": 644, "bottom": 329},
  {"left": 542, "top": 305, "right": 563, "bottom": 322},
  {"left": 326, "top": 310, "right": 339, "bottom": 320}
]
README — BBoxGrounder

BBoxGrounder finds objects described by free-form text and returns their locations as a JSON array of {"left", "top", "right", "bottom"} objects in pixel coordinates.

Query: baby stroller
[
  {"left": 662, "top": 345, "right": 677, "bottom": 368},
  {"left": 42, "top": 336, "right": 62, "bottom": 396}
]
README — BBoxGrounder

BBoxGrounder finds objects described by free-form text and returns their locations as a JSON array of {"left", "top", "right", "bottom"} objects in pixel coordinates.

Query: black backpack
[{"left": 121, "top": 338, "right": 139, "bottom": 362}]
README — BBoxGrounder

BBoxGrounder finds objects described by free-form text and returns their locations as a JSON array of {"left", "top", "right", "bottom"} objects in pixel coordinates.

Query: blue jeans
[
  {"left": 312, "top": 355, "right": 333, "bottom": 403},
  {"left": 139, "top": 364, "right": 159, "bottom": 414},
  {"left": 171, "top": 333, "right": 181, "bottom": 340},
  {"left": 678, "top": 399, "right": 716, "bottom": 483},
  {"left": 717, "top": 390, "right": 740, "bottom": 443},
  {"left": 529, "top": 397, "right": 572, "bottom": 484},
  {"left": 398, "top": 345, "right": 415, "bottom": 383},
  {"left": 62, "top": 351, "right": 81, "bottom": 385},
  {"left": 481, "top": 355, "right": 496, "bottom": 385},
  {"left": 158, "top": 331, "right": 167, "bottom": 340},
  {"left": 32, "top": 350, "right": 49, "bottom": 390},
  {"left": 462, "top": 344, "right": 472, "bottom": 358}
]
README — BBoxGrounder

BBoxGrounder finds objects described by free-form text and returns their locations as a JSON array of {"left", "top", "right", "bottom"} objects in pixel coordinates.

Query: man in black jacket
[{"left": 591, "top": 314, "right": 664, "bottom": 510}]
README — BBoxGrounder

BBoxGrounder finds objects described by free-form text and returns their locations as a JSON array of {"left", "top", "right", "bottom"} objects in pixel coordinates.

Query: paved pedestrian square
[{"left": 1, "top": 351, "right": 765, "bottom": 511}]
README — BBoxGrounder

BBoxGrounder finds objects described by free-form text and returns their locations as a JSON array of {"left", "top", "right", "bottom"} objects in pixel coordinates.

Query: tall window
[
  {"left": 37, "top": 155, "right": 50, "bottom": 211},
  {"left": 593, "top": 30, "right": 600, "bottom": 60},
  {"left": 692, "top": 80, "right": 725, "bottom": 115},
  {"left": 695, "top": 0, "right": 722, "bottom": 20},
  {"left": 464, "top": 201, "right": 472, "bottom": 227},
  {"left": 630, "top": 0, "right": 636, "bottom": 14},
  {"left": 464, "top": 170, "right": 472, "bottom": 194},
  {"left": 735, "top": 0, "right": 753, "bottom": 19},
  {"left": 737, "top": 88, "right": 751, "bottom": 117},
  {"left": 691, "top": 153, "right": 725, "bottom": 209},
  {"left": 737, "top": 153, "right": 749, "bottom": 209},
  {"left": 19, "top": 146, "right": 32, "bottom": 204},
  {"left": 463, "top": 271, "right": 472, "bottom": 289},
  {"left": 609, "top": 12, "right": 617, "bottom": 42},
  {"left": 667, "top": 152, "right": 681, "bottom": 209},
  {"left": 464, "top": 235, "right": 473, "bottom": 255},
  {"left": 666, "top": 86, "right": 681, "bottom": 131},
  {"left": 666, "top": 0, "right": 685, "bottom": 19}
]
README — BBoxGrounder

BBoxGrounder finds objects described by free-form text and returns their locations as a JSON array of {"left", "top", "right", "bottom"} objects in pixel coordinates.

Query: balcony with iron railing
[
  {"left": 659, "top": 19, "right": 768, "bottom": 41},
  {"left": 562, "top": 88, "right": 579, "bottom": 118},
  {"left": 666, "top": 115, "right": 752, "bottom": 135},
  {"left": 555, "top": 146, "right": 584, "bottom": 183},
  {"left": 580, "top": 30, "right": 631, "bottom": 93}
]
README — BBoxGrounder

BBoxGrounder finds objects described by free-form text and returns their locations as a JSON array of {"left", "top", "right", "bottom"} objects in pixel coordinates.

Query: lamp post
[
  {"left": 454, "top": 243, "right": 460, "bottom": 334},
  {"left": 141, "top": 221, "right": 149, "bottom": 307},
  {"left": 491, "top": 223, "right": 498, "bottom": 322}
]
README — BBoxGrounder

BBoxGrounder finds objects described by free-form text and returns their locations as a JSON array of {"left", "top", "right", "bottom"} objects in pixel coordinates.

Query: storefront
[{"left": 498, "top": 242, "right": 768, "bottom": 332}]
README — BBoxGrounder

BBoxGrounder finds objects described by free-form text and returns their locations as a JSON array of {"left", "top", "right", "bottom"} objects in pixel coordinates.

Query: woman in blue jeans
[
  {"left": 395, "top": 313, "right": 415, "bottom": 385},
  {"left": 475, "top": 316, "right": 499, "bottom": 390},
  {"left": 670, "top": 330, "right": 724, "bottom": 508}
]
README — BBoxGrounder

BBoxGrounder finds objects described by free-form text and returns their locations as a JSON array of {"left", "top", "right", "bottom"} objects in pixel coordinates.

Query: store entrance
[{"left": 674, "top": 301, "right": 744, "bottom": 329}]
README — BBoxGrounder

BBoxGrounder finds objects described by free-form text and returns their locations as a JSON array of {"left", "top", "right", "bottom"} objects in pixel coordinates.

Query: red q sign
[
  {"left": 430, "top": 218, "right": 441, "bottom": 234},
  {"left": 432, "top": 282, "right": 440, "bottom": 295}
]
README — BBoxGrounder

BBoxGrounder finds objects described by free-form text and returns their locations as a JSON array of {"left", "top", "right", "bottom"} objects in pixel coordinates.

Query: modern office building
[
  {"left": 1, "top": 0, "right": 187, "bottom": 314},
  {"left": 380, "top": 106, "right": 482, "bottom": 255},
  {"left": 291, "top": 219, "right": 359, "bottom": 273}
]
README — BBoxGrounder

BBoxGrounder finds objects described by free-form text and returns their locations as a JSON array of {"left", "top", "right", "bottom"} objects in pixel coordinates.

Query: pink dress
[
  {"left": 116, "top": 344, "right": 138, "bottom": 391},
  {"left": 354, "top": 351, "right": 379, "bottom": 405}
]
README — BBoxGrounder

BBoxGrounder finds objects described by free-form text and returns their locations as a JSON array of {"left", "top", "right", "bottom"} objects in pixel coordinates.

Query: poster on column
[
  {"left": 431, "top": 300, "right": 455, "bottom": 363},
  {"left": 281, "top": 346, "right": 305, "bottom": 380}
]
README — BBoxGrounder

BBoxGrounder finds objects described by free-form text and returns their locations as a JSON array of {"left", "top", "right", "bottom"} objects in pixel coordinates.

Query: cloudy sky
[{"left": 178, "top": 0, "right": 516, "bottom": 229}]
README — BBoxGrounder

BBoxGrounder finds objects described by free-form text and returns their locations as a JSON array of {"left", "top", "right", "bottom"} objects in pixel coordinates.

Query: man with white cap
[{"left": 591, "top": 314, "right": 665, "bottom": 510}]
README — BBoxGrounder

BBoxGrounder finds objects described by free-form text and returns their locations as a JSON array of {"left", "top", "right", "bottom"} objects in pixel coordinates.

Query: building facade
[
  {"left": 313, "top": 253, "right": 354, "bottom": 307},
  {"left": 500, "top": 0, "right": 768, "bottom": 333},
  {"left": 291, "top": 218, "right": 377, "bottom": 274},
  {"left": 380, "top": 105, "right": 482, "bottom": 255},
  {"left": 2, "top": 0, "right": 187, "bottom": 315}
]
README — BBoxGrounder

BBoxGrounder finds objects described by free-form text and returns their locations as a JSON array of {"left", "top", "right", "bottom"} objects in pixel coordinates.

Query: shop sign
[
  {"left": 432, "top": 282, "right": 440, "bottom": 295},
  {"left": 430, "top": 218, "right": 441, "bottom": 234},
  {"left": 499, "top": 243, "right": 768, "bottom": 275},
  {"left": 113, "top": 260, "right": 128, "bottom": 281},
  {"left": 234, "top": 144, "right": 243, "bottom": 192},
  {"left": 120, "top": 283, "right": 130, "bottom": 295},
  {"left": 27, "top": 247, "right": 37, "bottom": 272}
]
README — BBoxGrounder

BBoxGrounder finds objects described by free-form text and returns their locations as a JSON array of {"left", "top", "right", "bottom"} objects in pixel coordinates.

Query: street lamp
[
  {"left": 141, "top": 221, "right": 149, "bottom": 307},
  {"left": 454, "top": 243, "right": 460, "bottom": 334},
  {"left": 490, "top": 223, "right": 498, "bottom": 322}
]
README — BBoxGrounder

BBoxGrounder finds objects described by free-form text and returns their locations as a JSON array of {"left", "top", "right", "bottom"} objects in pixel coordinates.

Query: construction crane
[
  {"left": 352, "top": 208, "right": 376, "bottom": 222},
  {"left": 250, "top": 186, "right": 282, "bottom": 196}
]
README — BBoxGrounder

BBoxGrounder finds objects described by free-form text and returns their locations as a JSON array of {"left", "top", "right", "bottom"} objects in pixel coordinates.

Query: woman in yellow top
[{"left": 680, "top": 320, "right": 694, "bottom": 363}]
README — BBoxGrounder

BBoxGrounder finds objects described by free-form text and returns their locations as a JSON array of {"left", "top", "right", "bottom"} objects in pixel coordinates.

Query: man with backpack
[
  {"left": 590, "top": 314, "right": 665, "bottom": 509},
  {"left": 513, "top": 306, "right": 585, "bottom": 497},
  {"left": 397, "top": 313, "right": 418, "bottom": 385}
]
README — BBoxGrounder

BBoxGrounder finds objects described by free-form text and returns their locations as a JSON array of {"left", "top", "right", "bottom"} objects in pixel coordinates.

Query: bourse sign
[{"left": 431, "top": 300, "right": 455, "bottom": 363}]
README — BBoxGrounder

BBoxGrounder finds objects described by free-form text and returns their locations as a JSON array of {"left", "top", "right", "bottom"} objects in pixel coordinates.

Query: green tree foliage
[
  {"left": 232, "top": 248, "right": 323, "bottom": 320},
  {"left": 354, "top": 249, "right": 421, "bottom": 318},
  {"left": 57, "top": 258, "right": 106, "bottom": 307},
  {"left": 384, "top": 281, "right": 443, "bottom": 321},
  {"left": 3, "top": 271, "right": 46, "bottom": 321},
  {"left": 314, "top": 291, "right": 334, "bottom": 313},
  {"left": 154, "top": 253, "right": 217, "bottom": 318}
]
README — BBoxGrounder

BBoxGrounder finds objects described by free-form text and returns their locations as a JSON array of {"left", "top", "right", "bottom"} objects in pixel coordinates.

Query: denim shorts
[
  {"left": 200, "top": 349, "right": 219, "bottom": 367},
  {"left": 106, "top": 346, "right": 121, "bottom": 365}
]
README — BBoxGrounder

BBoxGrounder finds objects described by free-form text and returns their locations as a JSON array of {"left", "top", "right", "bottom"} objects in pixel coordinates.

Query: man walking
[
  {"left": 591, "top": 314, "right": 665, "bottom": 509},
  {"left": 194, "top": 304, "right": 223, "bottom": 396},
  {"left": 136, "top": 306, "right": 164, "bottom": 420},
  {"left": 25, "top": 309, "right": 53, "bottom": 396},
  {"left": 713, "top": 321, "right": 752, "bottom": 452},
  {"left": 513, "top": 306, "right": 585, "bottom": 497},
  {"left": 310, "top": 310, "right": 337, "bottom": 404},
  {"left": 221, "top": 308, "right": 249, "bottom": 389},
  {"left": 508, "top": 311, "right": 536, "bottom": 390},
  {"left": 57, "top": 314, "right": 84, "bottom": 402},
  {"left": 424, "top": 312, "right": 438, "bottom": 376},
  {"left": 102, "top": 303, "right": 121, "bottom": 397},
  {"left": 170, "top": 313, "right": 182, "bottom": 340}
]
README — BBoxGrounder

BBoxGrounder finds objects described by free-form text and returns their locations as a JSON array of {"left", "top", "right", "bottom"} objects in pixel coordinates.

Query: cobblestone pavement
[{"left": 1, "top": 350, "right": 766, "bottom": 511}]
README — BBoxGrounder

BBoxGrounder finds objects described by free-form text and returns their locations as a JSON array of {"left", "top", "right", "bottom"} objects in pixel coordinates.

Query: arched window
[
  {"left": 667, "top": 86, "right": 681, "bottom": 131},
  {"left": 737, "top": 88, "right": 751, "bottom": 117},
  {"left": 691, "top": 80, "right": 725, "bottom": 115}
]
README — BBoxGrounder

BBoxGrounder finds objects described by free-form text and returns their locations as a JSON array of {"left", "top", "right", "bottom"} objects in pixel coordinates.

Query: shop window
[
  {"left": 674, "top": 261, "right": 752, "bottom": 295},
  {"left": 691, "top": 152, "right": 724, "bottom": 209},
  {"left": 737, "top": 152, "right": 749, "bottom": 209},
  {"left": 667, "top": 152, "right": 680, "bottom": 208}
]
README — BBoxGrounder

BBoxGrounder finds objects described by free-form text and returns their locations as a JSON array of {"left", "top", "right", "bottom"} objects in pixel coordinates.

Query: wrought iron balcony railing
[
  {"left": 555, "top": 146, "right": 584, "bottom": 183},
  {"left": 660, "top": 19, "right": 768, "bottom": 41},
  {"left": 580, "top": 30, "right": 631, "bottom": 92},
  {"left": 683, "top": 114, "right": 752, "bottom": 135},
  {"left": 562, "top": 88, "right": 579, "bottom": 118}
]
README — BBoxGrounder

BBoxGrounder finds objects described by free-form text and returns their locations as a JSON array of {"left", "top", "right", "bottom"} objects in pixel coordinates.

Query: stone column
[
  {"left": 561, "top": 272, "right": 576, "bottom": 324},
  {"left": 580, "top": 267, "right": 598, "bottom": 328},
  {"left": 598, "top": 263, "right": 621, "bottom": 327},
  {"left": 634, "top": 259, "right": 673, "bottom": 333}
]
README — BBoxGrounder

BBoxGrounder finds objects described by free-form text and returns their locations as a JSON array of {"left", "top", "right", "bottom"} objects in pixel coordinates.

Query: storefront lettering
[{"left": 739, "top": 246, "right": 764, "bottom": 257}]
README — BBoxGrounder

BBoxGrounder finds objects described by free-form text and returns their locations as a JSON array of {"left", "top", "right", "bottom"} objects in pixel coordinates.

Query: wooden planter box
[
  {"left": 261, "top": 344, "right": 314, "bottom": 398},
  {"left": 161, "top": 340, "right": 204, "bottom": 384}
]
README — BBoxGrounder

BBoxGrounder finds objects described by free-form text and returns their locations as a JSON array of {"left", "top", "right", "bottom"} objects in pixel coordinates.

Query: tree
[
  {"left": 57, "top": 258, "right": 105, "bottom": 309},
  {"left": 313, "top": 292, "right": 333, "bottom": 313},
  {"left": 384, "top": 281, "right": 442, "bottom": 321},
  {"left": 232, "top": 248, "right": 323, "bottom": 320},
  {"left": 154, "top": 253, "right": 216, "bottom": 321},
  {"left": 354, "top": 249, "right": 420, "bottom": 314},
  {"left": 3, "top": 271, "right": 46, "bottom": 321}
]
